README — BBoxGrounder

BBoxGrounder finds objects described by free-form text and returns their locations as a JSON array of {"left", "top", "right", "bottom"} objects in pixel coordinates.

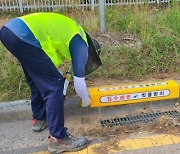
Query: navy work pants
[{"left": 0, "top": 26, "right": 67, "bottom": 139}]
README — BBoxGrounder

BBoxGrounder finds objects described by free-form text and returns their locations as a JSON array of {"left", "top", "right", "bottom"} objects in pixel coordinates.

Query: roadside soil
[
  {"left": 86, "top": 72, "right": 180, "bottom": 88},
  {"left": 66, "top": 106, "right": 180, "bottom": 138},
  {"left": 65, "top": 105, "right": 180, "bottom": 153}
]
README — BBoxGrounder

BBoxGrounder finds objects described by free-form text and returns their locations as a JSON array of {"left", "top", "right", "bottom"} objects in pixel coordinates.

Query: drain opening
[{"left": 100, "top": 110, "right": 180, "bottom": 127}]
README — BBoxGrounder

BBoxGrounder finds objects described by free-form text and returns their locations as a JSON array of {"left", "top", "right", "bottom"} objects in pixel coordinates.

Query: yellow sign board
[{"left": 88, "top": 80, "right": 179, "bottom": 107}]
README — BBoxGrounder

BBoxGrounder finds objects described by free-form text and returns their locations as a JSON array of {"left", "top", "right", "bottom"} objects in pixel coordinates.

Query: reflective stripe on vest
[{"left": 19, "top": 13, "right": 88, "bottom": 67}]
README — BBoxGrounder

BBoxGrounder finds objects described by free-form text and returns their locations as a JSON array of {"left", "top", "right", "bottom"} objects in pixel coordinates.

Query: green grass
[
  {"left": 90, "top": 3, "right": 180, "bottom": 78},
  {"left": 0, "top": 3, "right": 180, "bottom": 101}
]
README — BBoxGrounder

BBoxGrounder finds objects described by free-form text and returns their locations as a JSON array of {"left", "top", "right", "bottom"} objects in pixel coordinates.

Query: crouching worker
[{"left": 0, "top": 12, "right": 102, "bottom": 153}]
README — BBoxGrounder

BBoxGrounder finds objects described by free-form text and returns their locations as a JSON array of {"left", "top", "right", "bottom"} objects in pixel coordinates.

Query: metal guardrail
[{"left": 0, "top": 0, "right": 173, "bottom": 12}]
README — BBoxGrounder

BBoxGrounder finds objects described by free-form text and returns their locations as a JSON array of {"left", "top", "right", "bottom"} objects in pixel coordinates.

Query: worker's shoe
[
  {"left": 32, "top": 119, "right": 47, "bottom": 132},
  {"left": 48, "top": 132, "right": 88, "bottom": 153}
]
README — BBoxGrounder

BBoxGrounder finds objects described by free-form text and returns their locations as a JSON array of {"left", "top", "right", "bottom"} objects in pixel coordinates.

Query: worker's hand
[{"left": 81, "top": 98, "right": 91, "bottom": 107}]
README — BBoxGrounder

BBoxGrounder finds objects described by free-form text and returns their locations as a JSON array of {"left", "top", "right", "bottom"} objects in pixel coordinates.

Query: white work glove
[
  {"left": 81, "top": 98, "right": 91, "bottom": 107},
  {"left": 74, "top": 76, "right": 91, "bottom": 107}
]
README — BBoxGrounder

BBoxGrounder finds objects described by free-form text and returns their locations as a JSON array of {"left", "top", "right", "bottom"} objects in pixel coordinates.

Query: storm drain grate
[{"left": 100, "top": 110, "right": 180, "bottom": 127}]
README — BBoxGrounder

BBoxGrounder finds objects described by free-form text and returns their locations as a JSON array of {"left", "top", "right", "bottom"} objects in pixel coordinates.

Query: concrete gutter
[{"left": 0, "top": 80, "right": 180, "bottom": 123}]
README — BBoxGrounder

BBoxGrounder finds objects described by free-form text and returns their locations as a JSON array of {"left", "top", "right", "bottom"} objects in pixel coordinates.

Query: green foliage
[
  {"left": 90, "top": 4, "right": 180, "bottom": 79},
  {"left": 106, "top": 7, "right": 133, "bottom": 32}
]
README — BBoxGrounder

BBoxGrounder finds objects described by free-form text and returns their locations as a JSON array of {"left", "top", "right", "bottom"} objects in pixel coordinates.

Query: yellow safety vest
[{"left": 19, "top": 12, "right": 88, "bottom": 67}]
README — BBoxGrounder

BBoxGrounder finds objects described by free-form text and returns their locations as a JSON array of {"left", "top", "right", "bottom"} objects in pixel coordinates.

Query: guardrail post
[
  {"left": 18, "top": 0, "right": 23, "bottom": 13},
  {"left": 99, "top": 0, "right": 106, "bottom": 32},
  {"left": 91, "top": 0, "right": 95, "bottom": 10}
]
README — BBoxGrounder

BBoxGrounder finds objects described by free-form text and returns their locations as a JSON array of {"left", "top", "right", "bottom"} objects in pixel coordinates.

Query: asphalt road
[{"left": 0, "top": 120, "right": 180, "bottom": 154}]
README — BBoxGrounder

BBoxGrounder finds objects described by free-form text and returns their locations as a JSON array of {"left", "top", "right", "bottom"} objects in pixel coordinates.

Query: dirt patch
[
  {"left": 90, "top": 115, "right": 180, "bottom": 153},
  {"left": 93, "top": 32, "right": 140, "bottom": 46},
  {"left": 79, "top": 115, "right": 180, "bottom": 138},
  {"left": 86, "top": 72, "right": 180, "bottom": 88},
  {"left": 67, "top": 106, "right": 180, "bottom": 135},
  {"left": 93, "top": 137, "right": 124, "bottom": 154},
  {"left": 145, "top": 116, "right": 180, "bottom": 134},
  {"left": 91, "top": 32, "right": 143, "bottom": 52},
  {"left": 65, "top": 106, "right": 180, "bottom": 153}
]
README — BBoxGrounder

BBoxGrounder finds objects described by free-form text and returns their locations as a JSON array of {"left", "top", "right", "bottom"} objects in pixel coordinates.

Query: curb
[
  {"left": 0, "top": 80, "right": 180, "bottom": 123},
  {"left": 0, "top": 96, "right": 179, "bottom": 123}
]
